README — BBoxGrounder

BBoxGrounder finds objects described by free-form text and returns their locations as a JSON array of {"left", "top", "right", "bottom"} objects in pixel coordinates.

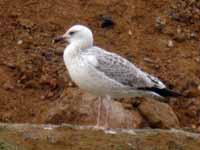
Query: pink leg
[
  {"left": 104, "top": 95, "right": 111, "bottom": 129},
  {"left": 95, "top": 96, "right": 102, "bottom": 128}
]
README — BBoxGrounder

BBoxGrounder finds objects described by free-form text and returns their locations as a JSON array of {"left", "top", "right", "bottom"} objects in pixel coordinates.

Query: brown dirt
[{"left": 0, "top": 0, "right": 200, "bottom": 131}]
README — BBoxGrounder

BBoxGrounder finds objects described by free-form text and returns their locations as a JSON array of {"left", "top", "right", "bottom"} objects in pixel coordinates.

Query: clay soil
[{"left": 0, "top": 0, "right": 200, "bottom": 131}]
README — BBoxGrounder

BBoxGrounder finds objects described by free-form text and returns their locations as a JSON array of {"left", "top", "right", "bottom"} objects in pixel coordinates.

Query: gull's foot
[
  {"left": 93, "top": 125, "right": 106, "bottom": 130},
  {"left": 93, "top": 125, "right": 117, "bottom": 134},
  {"left": 104, "top": 128, "right": 117, "bottom": 134}
]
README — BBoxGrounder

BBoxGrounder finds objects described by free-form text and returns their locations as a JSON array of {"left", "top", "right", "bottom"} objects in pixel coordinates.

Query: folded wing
[{"left": 81, "top": 46, "right": 166, "bottom": 90}]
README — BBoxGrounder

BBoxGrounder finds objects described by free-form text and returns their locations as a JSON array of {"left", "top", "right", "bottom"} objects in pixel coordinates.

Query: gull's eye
[{"left": 69, "top": 31, "right": 75, "bottom": 35}]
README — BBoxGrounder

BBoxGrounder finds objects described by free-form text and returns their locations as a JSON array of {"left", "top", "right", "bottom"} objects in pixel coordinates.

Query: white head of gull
[{"left": 54, "top": 24, "right": 181, "bottom": 129}]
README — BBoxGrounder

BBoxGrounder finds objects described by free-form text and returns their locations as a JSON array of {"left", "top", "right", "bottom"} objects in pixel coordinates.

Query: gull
[{"left": 54, "top": 25, "right": 181, "bottom": 128}]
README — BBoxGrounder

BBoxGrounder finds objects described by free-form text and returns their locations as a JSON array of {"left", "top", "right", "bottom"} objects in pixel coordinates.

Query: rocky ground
[
  {"left": 0, "top": 123, "right": 200, "bottom": 150},
  {"left": 0, "top": 0, "right": 200, "bottom": 132}
]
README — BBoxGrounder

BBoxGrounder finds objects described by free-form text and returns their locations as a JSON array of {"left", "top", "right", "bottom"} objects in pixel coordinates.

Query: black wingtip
[
  {"left": 160, "top": 88, "right": 182, "bottom": 97},
  {"left": 138, "top": 87, "right": 182, "bottom": 98}
]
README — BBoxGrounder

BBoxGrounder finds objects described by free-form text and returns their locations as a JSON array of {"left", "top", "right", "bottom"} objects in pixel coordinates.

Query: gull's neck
[{"left": 63, "top": 40, "right": 92, "bottom": 65}]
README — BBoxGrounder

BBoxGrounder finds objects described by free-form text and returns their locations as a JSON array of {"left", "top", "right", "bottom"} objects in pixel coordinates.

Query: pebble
[
  {"left": 68, "top": 82, "right": 74, "bottom": 87},
  {"left": 4, "top": 62, "right": 16, "bottom": 69},
  {"left": 155, "top": 16, "right": 166, "bottom": 31},
  {"left": 190, "top": 32, "right": 197, "bottom": 39},
  {"left": 143, "top": 57, "right": 155, "bottom": 63},
  {"left": 167, "top": 40, "right": 174, "bottom": 48},
  {"left": 195, "top": 58, "right": 200, "bottom": 63},
  {"left": 17, "top": 40, "right": 23, "bottom": 45},
  {"left": 197, "top": 85, "right": 200, "bottom": 91},
  {"left": 40, "top": 95, "right": 46, "bottom": 100},
  {"left": 128, "top": 30, "right": 132, "bottom": 36},
  {"left": 191, "top": 124, "right": 196, "bottom": 129},
  {"left": 177, "top": 27, "right": 181, "bottom": 34},
  {"left": 2, "top": 81, "right": 14, "bottom": 91},
  {"left": 47, "top": 91, "right": 54, "bottom": 98}
]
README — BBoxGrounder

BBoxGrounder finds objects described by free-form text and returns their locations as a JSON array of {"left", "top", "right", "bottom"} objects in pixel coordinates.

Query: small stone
[
  {"left": 143, "top": 57, "right": 154, "bottom": 63},
  {"left": 195, "top": 58, "right": 200, "bottom": 63},
  {"left": 174, "top": 27, "right": 184, "bottom": 42},
  {"left": 167, "top": 40, "right": 174, "bottom": 48},
  {"left": 155, "top": 16, "right": 166, "bottom": 31},
  {"left": 128, "top": 30, "right": 132, "bottom": 36},
  {"left": 166, "top": 59, "right": 172, "bottom": 63},
  {"left": 4, "top": 62, "right": 16, "bottom": 69},
  {"left": 190, "top": 32, "right": 197, "bottom": 39},
  {"left": 40, "top": 95, "right": 46, "bottom": 100},
  {"left": 198, "top": 85, "right": 200, "bottom": 91},
  {"left": 177, "top": 27, "right": 181, "bottom": 34},
  {"left": 191, "top": 124, "right": 196, "bottom": 129},
  {"left": 47, "top": 91, "right": 54, "bottom": 98},
  {"left": 68, "top": 82, "right": 74, "bottom": 87},
  {"left": 17, "top": 40, "right": 23, "bottom": 45},
  {"left": 2, "top": 81, "right": 14, "bottom": 91}
]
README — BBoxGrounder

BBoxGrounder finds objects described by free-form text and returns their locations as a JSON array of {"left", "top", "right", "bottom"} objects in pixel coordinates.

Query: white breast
[
  {"left": 63, "top": 45, "right": 129, "bottom": 97},
  {"left": 64, "top": 55, "right": 122, "bottom": 97}
]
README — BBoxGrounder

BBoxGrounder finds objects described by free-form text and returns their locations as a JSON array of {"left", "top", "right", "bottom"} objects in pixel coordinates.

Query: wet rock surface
[{"left": 0, "top": 123, "right": 200, "bottom": 150}]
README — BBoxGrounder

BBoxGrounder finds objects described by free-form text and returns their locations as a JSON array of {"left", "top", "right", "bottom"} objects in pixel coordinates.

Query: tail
[{"left": 138, "top": 87, "right": 182, "bottom": 98}]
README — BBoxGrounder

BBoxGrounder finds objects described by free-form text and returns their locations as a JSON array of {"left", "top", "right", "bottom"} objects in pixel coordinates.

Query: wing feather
[{"left": 81, "top": 46, "right": 165, "bottom": 89}]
